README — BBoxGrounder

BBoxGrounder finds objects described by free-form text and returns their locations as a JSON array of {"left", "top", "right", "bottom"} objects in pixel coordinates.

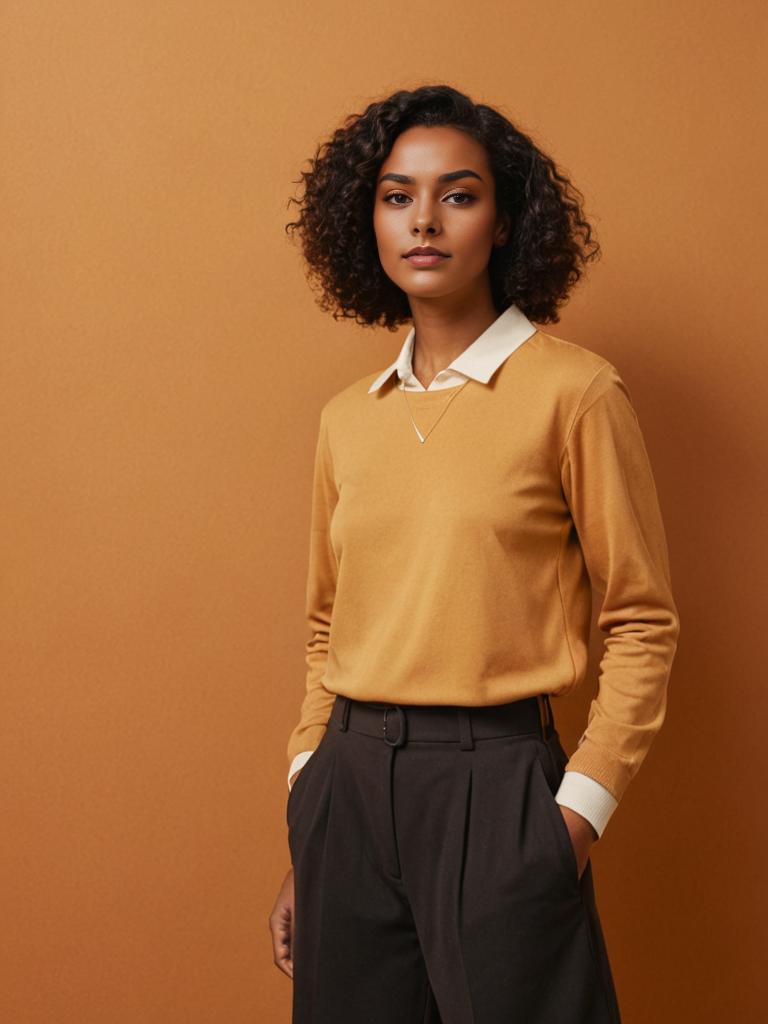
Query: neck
[{"left": 408, "top": 293, "right": 500, "bottom": 387}]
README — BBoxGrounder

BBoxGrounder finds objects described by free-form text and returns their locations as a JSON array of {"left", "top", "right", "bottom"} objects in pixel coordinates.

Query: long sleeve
[
  {"left": 558, "top": 363, "right": 680, "bottom": 804},
  {"left": 285, "top": 408, "right": 340, "bottom": 769}
]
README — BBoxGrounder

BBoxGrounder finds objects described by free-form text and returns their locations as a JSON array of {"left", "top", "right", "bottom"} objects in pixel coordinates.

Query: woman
[{"left": 269, "top": 84, "right": 680, "bottom": 1024}]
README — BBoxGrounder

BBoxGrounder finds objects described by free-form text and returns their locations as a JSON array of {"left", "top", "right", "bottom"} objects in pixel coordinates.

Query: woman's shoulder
[
  {"left": 528, "top": 330, "right": 642, "bottom": 429},
  {"left": 318, "top": 368, "right": 394, "bottom": 419},
  {"left": 526, "top": 328, "right": 619, "bottom": 381}
]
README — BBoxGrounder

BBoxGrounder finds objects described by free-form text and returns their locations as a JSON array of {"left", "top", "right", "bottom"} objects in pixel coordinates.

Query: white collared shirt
[
  {"left": 367, "top": 302, "right": 537, "bottom": 393},
  {"left": 290, "top": 304, "right": 619, "bottom": 839}
]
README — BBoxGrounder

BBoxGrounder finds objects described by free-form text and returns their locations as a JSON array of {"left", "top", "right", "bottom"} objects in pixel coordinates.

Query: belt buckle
[{"left": 382, "top": 705, "right": 407, "bottom": 747}]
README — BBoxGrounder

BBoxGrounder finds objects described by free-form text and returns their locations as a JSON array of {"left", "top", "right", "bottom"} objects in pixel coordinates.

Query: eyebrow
[{"left": 377, "top": 168, "right": 484, "bottom": 186}]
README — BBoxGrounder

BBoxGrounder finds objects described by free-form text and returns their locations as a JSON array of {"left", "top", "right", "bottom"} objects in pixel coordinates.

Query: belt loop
[
  {"left": 537, "top": 694, "right": 548, "bottom": 741},
  {"left": 338, "top": 696, "right": 351, "bottom": 732},
  {"left": 457, "top": 708, "right": 474, "bottom": 750}
]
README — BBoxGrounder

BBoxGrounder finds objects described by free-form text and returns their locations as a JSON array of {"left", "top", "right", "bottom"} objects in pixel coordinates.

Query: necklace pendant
[{"left": 401, "top": 377, "right": 470, "bottom": 445}]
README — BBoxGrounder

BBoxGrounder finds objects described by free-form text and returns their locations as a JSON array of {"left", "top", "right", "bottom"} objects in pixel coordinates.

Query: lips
[
  {"left": 403, "top": 249, "right": 450, "bottom": 267},
  {"left": 403, "top": 246, "right": 449, "bottom": 257}
]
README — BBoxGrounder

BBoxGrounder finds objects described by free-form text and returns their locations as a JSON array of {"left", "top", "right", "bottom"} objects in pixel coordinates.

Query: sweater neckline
[{"left": 396, "top": 381, "right": 470, "bottom": 398}]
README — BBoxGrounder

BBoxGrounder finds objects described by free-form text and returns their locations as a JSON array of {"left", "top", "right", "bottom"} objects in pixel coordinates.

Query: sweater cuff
[{"left": 561, "top": 736, "right": 636, "bottom": 806}]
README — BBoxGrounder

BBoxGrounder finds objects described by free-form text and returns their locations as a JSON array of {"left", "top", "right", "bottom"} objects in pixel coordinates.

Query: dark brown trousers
[{"left": 287, "top": 693, "right": 622, "bottom": 1024}]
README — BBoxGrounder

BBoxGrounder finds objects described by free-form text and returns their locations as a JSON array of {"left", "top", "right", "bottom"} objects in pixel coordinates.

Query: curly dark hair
[{"left": 285, "top": 84, "right": 601, "bottom": 328}]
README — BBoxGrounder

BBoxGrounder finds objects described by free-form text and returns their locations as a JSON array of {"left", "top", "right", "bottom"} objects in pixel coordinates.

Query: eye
[
  {"left": 383, "top": 192, "right": 411, "bottom": 205},
  {"left": 382, "top": 190, "right": 476, "bottom": 206}
]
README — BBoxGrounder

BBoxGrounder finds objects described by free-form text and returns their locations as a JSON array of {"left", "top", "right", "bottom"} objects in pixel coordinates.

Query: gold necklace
[{"left": 400, "top": 378, "right": 471, "bottom": 444}]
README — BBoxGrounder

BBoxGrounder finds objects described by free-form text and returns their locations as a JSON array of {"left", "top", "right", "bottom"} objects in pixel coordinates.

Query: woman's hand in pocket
[{"left": 560, "top": 806, "right": 598, "bottom": 880}]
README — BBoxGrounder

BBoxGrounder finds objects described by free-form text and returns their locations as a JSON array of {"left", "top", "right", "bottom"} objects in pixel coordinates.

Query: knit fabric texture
[{"left": 286, "top": 329, "right": 680, "bottom": 804}]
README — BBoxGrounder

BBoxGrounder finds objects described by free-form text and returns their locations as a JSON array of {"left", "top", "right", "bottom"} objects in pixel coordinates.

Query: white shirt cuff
[
  {"left": 555, "top": 770, "right": 618, "bottom": 839},
  {"left": 287, "top": 750, "right": 315, "bottom": 791}
]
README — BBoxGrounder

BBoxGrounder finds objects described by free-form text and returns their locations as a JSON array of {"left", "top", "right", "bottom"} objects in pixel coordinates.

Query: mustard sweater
[{"left": 286, "top": 325, "right": 680, "bottom": 811}]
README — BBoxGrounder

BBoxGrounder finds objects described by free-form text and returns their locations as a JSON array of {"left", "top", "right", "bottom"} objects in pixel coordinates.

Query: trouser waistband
[{"left": 327, "top": 693, "right": 554, "bottom": 750}]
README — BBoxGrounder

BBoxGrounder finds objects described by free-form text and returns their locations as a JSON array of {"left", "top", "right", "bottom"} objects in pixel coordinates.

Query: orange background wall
[{"left": 2, "top": 2, "right": 765, "bottom": 1021}]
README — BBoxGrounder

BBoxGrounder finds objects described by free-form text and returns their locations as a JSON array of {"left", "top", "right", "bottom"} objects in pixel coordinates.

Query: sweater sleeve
[
  {"left": 559, "top": 363, "right": 680, "bottom": 804},
  {"left": 285, "top": 408, "right": 340, "bottom": 768}
]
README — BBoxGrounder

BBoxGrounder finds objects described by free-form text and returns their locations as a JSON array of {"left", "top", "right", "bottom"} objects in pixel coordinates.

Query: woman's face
[{"left": 373, "top": 124, "right": 510, "bottom": 305}]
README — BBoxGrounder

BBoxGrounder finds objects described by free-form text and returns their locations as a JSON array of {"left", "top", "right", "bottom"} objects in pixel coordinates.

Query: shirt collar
[{"left": 367, "top": 304, "right": 538, "bottom": 393}]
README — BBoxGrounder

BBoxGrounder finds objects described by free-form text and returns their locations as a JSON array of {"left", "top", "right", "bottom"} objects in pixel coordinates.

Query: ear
[{"left": 493, "top": 210, "right": 511, "bottom": 248}]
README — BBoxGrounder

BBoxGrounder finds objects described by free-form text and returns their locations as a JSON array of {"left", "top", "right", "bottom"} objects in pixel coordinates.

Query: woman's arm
[
  {"left": 559, "top": 362, "right": 681, "bottom": 805},
  {"left": 285, "top": 407, "right": 339, "bottom": 778}
]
